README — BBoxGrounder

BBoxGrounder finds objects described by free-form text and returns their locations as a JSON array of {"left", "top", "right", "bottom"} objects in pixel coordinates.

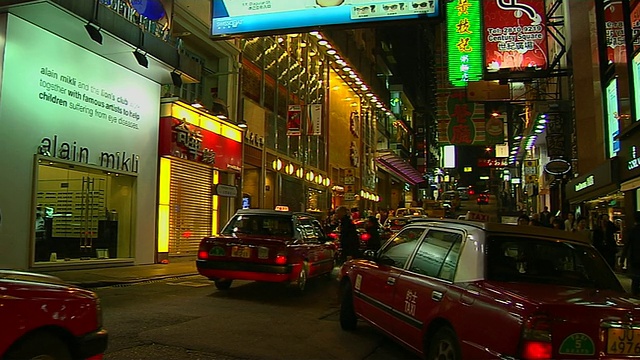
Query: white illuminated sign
[
  {"left": 606, "top": 78, "right": 620, "bottom": 158},
  {"left": 442, "top": 145, "right": 456, "bottom": 168},
  {"left": 575, "top": 175, "right": 595, "bottom": 192}
]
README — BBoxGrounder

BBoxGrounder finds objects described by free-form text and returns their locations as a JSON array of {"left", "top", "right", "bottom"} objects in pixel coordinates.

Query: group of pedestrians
[{"left": 331, "top": 206, "right": 382, "bottom": 263}]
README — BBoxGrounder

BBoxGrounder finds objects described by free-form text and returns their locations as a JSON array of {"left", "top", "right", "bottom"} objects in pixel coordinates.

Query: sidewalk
[
  {"left": 40, "top": 257, "right": 636, "bottom": 293},
  {"left": 42, "top": 257, "right": 198, "bottom": 289}
]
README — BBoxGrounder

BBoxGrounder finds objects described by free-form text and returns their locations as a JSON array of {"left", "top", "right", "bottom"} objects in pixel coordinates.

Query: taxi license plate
[
  {"left": 607, "top": 328, "right": 640, "bottom": 355},
  {"left": 231, "top": 246, "right": 251, "bottom": 258}
]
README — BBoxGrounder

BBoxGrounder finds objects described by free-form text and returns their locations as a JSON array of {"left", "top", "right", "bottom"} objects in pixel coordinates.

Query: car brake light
[
  {"left": 197, "top": 250, "right": 209, "bottom": 260},
  {"left": 360, "top": 233, "right": 371, "bottom": 241},
  {"left": 521, "top": 314, "right": 552, "bottom": 360},
  {"left": 329, "top": 232, "right": 338, "bottom": 240},
  {"left": 522, "top": 341, "right": 552, "bottom": 360},
  {"left": 275, "top": 253, "right": 287, "bottom": 265}
]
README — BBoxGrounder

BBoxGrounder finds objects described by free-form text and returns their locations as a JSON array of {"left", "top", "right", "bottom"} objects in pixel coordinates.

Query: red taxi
[
  {"left": 339, "top": 219, "right": 639, "bottom": 360},
  {"left": 197, "top": 209, "right": 335, "bottom": 292},
  {"left": 1, "top": 270, "right": 108, "bottom": 360}
]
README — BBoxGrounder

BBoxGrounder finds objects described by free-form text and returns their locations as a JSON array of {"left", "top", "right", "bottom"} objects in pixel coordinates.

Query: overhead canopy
[{"left": 376, "top": 151, "right": 425, "bottom": 185}]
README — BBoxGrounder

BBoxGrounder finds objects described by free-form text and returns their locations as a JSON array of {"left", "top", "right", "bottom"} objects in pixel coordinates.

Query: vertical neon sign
[{"left": 447, "top": 0, "right": 483, "bottom": 87}]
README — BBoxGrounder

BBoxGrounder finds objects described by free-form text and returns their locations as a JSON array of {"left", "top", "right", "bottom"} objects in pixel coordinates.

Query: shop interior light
[
  {"left": 84, "top": 22, "right": 103, "bottom": 45},
  {"left": 133, "top": 48, "right": 149, "bottom": 68}
]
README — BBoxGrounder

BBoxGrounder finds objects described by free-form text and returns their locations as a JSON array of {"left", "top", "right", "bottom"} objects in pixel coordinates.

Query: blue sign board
[{"left": 211, "top": 0, "right": 440, "bottom": 37}]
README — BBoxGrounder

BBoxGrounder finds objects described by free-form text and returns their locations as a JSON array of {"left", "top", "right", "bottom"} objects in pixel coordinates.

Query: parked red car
[
  {"left": 339, "top": 219, "right": 637, "bottom": 359},
  {"left": 0, "top": 270, "right": 108, "bottom": 360},
  {"left": 197, "top": 209, "right": 335, "bottom": 292}
]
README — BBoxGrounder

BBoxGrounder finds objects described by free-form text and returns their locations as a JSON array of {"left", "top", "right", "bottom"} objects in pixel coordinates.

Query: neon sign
[{"left": 447, "top": 0, "right": 483, "bottom": 87}]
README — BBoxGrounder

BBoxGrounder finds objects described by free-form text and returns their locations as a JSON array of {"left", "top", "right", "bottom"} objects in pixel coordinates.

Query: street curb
[{"left": 67, "top": 272, "right": 199, "bottom": 289}]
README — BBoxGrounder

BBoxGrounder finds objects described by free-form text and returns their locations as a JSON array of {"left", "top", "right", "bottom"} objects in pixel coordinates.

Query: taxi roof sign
[{"left": 275, "top": 206, "right": 290, "bottom": 211}]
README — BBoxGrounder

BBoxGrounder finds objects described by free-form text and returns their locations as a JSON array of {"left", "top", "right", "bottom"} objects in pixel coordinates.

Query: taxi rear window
[
  {"left": 486, "top": 236, "right": 622, "bottom": 291},
  {"left": 222, "top": 215, "right": 293, "bottom": 236}
]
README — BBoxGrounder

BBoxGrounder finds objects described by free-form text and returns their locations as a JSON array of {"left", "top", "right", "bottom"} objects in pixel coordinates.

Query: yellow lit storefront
[{"left": 157, "top": 100, "right": 243, "bottom": 259}]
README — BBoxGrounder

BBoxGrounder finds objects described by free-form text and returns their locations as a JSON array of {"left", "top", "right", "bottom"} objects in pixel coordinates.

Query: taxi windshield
[
  {"left": 222, "top": 215, "right": 293, "bottom": 237},
  {"left": 486, "top": 236, "right": 623, "bottom": 292}
]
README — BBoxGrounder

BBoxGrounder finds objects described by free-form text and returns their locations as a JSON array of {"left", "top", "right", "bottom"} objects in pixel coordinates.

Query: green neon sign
[{"left": 447, "top": 0, "right": 483, "bottom": 87}]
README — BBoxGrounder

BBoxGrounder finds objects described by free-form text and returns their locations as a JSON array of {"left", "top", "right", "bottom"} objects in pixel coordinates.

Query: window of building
[{"left": 34, "top": 160, "right": 134, "bottom": 263}]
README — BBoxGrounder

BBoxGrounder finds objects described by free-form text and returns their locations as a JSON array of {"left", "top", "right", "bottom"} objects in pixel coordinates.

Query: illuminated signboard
[
  {"left": 478, "top": 158, "right": 509, "bottom": 167},
  {"left": 211, "top": 0, "right": 440, "bottom": 37},
  {"left": 606, "top": 78, "right": 620, "bottom": 158},
  {"left": 446, "top": 0, "right": 483, "bottom": 87},
  {"left": 605, "top": 1, "right": 625, "bottom": 64},
  {"left": 484, "top": 0, "right": 548, "bottom": 72}
]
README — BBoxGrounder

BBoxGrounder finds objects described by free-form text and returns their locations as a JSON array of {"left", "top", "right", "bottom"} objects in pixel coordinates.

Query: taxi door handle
[
  {"left": 386, "top": 277, "right": 396, "bottom": 286},
  {"left": 432, "top": 291, "right": 443, "bottom": 302}
]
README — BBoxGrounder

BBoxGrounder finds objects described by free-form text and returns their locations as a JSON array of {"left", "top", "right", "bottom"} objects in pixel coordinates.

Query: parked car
[
  {"left": 196, "top": 209, "right": 335, "bottom": 292},
  {"left": 338, "top": 219, "right": 634, "bottom": 360},
  {"left": 441, "top": 191, "right": 461, "bottom": 210},
  {"left": 395, "top": 207, "right": 426, "bottom": 217},
  {"left": 477, "top": 192, "right": 489, "bottom": 204},
  {"left": 456, "top": 186, "right": 470, "bottom": 200},
  {"left": 383, "top": 216, "right": 412, "bottom": 233},
  {"left": 0, "top": 270, "right": 108, "bottom": 360}
]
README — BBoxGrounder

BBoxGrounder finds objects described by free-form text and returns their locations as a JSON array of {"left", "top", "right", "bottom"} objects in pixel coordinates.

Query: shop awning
[{"left": 375, "top": 151, "right": 425, "bottom": 185}]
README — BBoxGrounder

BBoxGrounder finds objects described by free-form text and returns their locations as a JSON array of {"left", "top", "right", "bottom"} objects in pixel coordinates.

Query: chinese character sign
[
  {"left": 484, "top": 0, "right": 548, "bottom": 72},
  {"left": 447, "top": 91, "right": 476, "bottom": 144},
  {"left": 447, "top": 0, "right": 483, "bottom": 87},
  {"left": 605, "top": 1, "right": 626, "bottom": 65}
]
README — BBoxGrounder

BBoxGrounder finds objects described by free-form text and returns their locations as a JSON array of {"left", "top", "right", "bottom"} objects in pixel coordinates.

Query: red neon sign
[{"left": 484, "top": 0, "right": 548, "bottom": 72}]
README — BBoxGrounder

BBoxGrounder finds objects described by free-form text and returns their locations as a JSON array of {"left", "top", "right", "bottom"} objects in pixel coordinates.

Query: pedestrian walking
[
  {"left": 364, "top": 216, "right": 382, "bottom": 251},
  {"left": 517, "top": 214, "right": 530, "bottom": 226},
  {"left": 335, "top": 206, "right": 359, "bottom": 262},
  {"left": 621, "top": 211, "right": 640, "bottom": 295},
  {"left": 593, "top": 214, "right": 618, "bottom": 269},
  {"left": 540, "top": 206, "right": 552, "bottom": 227},
  {"left": 574, "top": 216, "right": 591, "bottom": 243},
  {"left": 564, "top": 213, "right": 576, "bottom": 232}
]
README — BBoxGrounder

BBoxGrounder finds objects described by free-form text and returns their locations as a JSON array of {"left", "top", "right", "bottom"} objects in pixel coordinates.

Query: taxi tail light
[
  {"left": 360, "top": 233, "right": 371, "bottom": 242},
  {"left": 197, "top": 243, "right": 210, "bottom": 260},
  {"left": 520, "top": 314, "right": 552, "bottom": 360},
  {"left": 275, "top": 253, "right": 287, "bottom": 265}
]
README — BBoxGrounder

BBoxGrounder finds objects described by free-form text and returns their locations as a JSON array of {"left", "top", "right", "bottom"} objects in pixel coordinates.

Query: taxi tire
[
  {"left": 339, "top": 283, "right": 357, "bottom": 331},
  {"left": 4, "top": 331, "right": 72, "bottom": 360},
  {"left": 214, "top": 279, "right": 233, "bottom": 290},
  {"left": 426, "top": 326, "right": 461, "bottom": 360},
  {"left": 294, "top": 262, "right": 308, "bottom": 293}
]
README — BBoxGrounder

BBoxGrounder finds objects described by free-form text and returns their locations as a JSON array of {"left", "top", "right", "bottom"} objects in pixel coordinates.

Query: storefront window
[
  {"left": 307, "top": 187, "right": 327, "bottom": 214},
  {"left": 34, "top": 159, "right": 134, "bottom": 263}
]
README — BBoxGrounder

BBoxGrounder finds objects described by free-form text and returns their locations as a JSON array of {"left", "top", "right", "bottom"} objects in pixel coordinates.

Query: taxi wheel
[
  {"left": 4, "top": 331, "right": 71, "bottom": 360},
  {"left": 339, "top": 283, "right": 357, "bottom": 330},
  {"left": 426, "top": 326, "right": 461, "bottom": 360},
  {"left": 295, "top": 262, "right": 308, "bottom": 293},
  {"left": 214, "top": 279, "right": 233, "bottom": 290}
]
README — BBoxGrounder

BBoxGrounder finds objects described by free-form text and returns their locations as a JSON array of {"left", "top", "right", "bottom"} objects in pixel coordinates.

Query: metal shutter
[{"left": 169, "top": 159, "right": 212, "bottom": 255}]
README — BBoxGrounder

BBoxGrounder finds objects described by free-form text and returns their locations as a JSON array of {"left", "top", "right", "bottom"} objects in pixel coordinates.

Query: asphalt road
[{"left": 96, "top": 273, "right": 419, "bottom": 360}]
